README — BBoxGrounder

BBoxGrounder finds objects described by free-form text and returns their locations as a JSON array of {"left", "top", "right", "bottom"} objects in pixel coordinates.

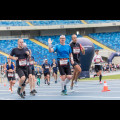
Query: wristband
[{"left": 71, "top": 57, "right": 73, "bottom": 61}]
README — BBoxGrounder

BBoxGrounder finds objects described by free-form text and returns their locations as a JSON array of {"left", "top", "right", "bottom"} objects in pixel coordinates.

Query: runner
[
  {"left": 42, "top": 59, "right": 51, "bottom": 85},
  {"left": 36, "top": 67, "right": 42, "bottom": 86},
  {"left": 22, "top": 43, "right": 35, "bottom": 96},
  {"left": 29, "top": 55, "right": 37, "bottom": 94},
  {"left": 4, "top": 57, "right": 16, "bottom": 93},
  {"left": 70, "top": 34, "right": 85, "bottom": 90},
  {"left": 9, "top": 38, "right": 32, "bottom": 98},
  {"left": 51, "top": 59, "right": 58, "bottom": 83},
  {"left": 93, "top": 49, "right": 103, "bottom": 84},
  {"left": 48, "top": 35, "right": 74, "bottom": 95}
]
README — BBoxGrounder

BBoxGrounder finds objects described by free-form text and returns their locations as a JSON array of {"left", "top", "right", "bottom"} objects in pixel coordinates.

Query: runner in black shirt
[
  {"left": 70, "top": 34, "right": 85, "bottom": 90},
  {"left": 9, "top": 38, "right": 32, "bottom": 98}
]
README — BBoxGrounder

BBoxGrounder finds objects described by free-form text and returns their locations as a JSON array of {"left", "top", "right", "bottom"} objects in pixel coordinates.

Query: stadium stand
[
  {"left": 88, "top": 31, "right": 120, "bottom": 51},
  {"left": 0, "top": 39, "right": 57, "bottom": 65},
  {"left": 0, "top": 34, "right": 103, "bottom": 65},
  {"left": 29, "top": 20, "right": 83, "bottom": 26},
  {"left": 0, "top": 21, "right": 29, "bottom": 26},
  {"left": 85, "top": 20, "right": 120, "bottom": 24}
]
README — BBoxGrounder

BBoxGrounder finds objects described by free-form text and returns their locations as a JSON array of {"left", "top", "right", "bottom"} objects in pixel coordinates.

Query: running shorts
[
  {"left": 7, "top": 72, "right": 16, "bottom": 81},
  {"left": 44, "top": 72, "right": 50, "bottom": 76},
  {"left": 72, "top": 60, "right": 81, "bottom": 68},
  {"left": 95, "top": 65, "right": 102, "bottom": 73},
  {"left": 16, "top": 67, "right": 30, "bottom": 79},
  {"left": 58, "top": 61, "right": 71, "bottom": 75},
  {"left": 53, "top": 70, "right": 57, "bottom": 75}
]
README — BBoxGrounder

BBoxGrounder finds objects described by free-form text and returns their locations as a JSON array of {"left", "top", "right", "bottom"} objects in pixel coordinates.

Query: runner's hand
[
  {"left": 14, "top": 57, "right": 18, "bottom": 61},
  {"left": 71, "top": 60, "right": 74, "bottom": 65},
  {"left": 26, "top": 51, "right": 29, "bottom": 55},
  {"left": 48, "top": 38, "right": 53, "bottom": 45}
]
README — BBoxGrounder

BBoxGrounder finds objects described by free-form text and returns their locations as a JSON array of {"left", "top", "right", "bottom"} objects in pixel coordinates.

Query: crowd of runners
[{"left": 0, "top": 34, "right": 105, "bottom": 98}]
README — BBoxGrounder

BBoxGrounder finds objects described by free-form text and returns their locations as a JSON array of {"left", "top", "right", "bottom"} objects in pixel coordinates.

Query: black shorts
[
  {"left": 16, "top": 66, "right": 30, "bottom": 79},
  {"left": 95, "top": 65, "right": 102, "bottom": 73},
  {"left": 58, "top": 61, "right": 71, "bottom": 76},
  {"left": 72, "top": 61, "right": 81, "bottom": 68},
  {"left": 7, "top": 72, "right": 16, "bottom": 81},
  {"left": 53, "top": 70, "right": 57, "bottom": 75},
  {"left": 44, "top": 72, "right": 50, "bottom": 76}
]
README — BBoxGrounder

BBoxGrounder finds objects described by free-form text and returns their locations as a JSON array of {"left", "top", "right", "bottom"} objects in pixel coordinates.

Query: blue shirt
[
  {"left": 42, "top": 63, "right": 50, "bottom": 73},
  {"left": 53, "top": 44, "right": 72, "bottom": 61}
]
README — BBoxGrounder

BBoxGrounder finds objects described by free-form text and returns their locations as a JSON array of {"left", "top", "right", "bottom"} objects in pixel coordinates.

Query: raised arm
[
  {"left": 80, "top": 44, "right": 85, "bottom": 55},
  {"left": 48, "top": 38, "right": 54, "bottom": 53}
]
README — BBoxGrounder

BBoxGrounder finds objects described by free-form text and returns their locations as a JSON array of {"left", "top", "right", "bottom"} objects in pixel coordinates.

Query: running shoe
[
  {"left": 20, "top": 93, "right": 25, "bottom": 98},
  {"left": 17, "top": 87, "right": 21, "bottom": 95},
  {"left": 45, "top": 79, "right": 47, "bottom": 84},
  {"left": 100, "top": 81, "right": 102, "bottom": 84},
  {"left": 23, "top": 91, "right": 26, "bottom": 96},
  {"left": 30, "top": 91, "right": 35, "bottom": 96},
  {"left": 61, "top": 90, "right": 67, "bottom": 95},
  {"left": 55, "top": 81, "right": 57, "bottom": 84},
  {"left": 33, "top": 89, "right": 37, "bottom": 93},
  {"left": 48, "top": 82, "right": 50, "bottom": 85},
  {"left": 74, "top": 82, "right": 78, "bottom": 87}
]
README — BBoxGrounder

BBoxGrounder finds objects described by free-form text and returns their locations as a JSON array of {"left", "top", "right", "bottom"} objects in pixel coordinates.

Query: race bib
[
  {"left": 37, "top": 73, "right": 41, "bottom": 75},
  {"left": 60, "top": 58, "right": 68, "bottom": 66},
  {"left": 73, "top": 47, "right": 80, "bottom": 54},
  {"left": 45, "top": 65, "right": 49, "bottom": 69},
  {"left": 8, "top": 73, "right": 13, "bottom": 77},
  {"left": 19, "top": 59, "right": 27, "bottom": 66},
  {"left": 53, "top": 64, "right": 56, "bottom": 67},
  {"left": 96, "top": 58, "right": 101, "bottom": 63}
]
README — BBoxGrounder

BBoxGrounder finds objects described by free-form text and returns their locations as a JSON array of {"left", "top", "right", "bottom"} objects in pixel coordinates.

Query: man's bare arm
[{"left": 9, "top": 55, "right": 18, "bottom": 61}]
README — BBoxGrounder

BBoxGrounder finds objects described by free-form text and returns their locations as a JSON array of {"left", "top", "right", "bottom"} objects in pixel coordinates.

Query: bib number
[
  {"left": 19, "top": 59, "right": 27, "bottom": 66},
  {"left": 60, "top": 58, "right": 68, "bottom": 66},
  {"left": 8, "top": 73, "right": 13, "bottom": 77},
  {"left": 53, "top": 64, "right": 56, "bottom": 67},
  {"left": 45, "top": 66, "right": 49, "bottom": 69},
  {"left": 73, "top": 47, "right": 80, "bottom": 54},
  {"left": 96, "top": 58, "right": 100, "bottom": 63}
]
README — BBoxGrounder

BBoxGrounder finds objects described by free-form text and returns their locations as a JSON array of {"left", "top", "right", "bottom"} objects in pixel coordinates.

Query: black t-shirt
[
  {"left": 42, "top": 63, "right": 50, "bottom": 73},
  {"left": 70, "top": 42, "right": 82, "bottom": 62},
  {"left": 10, "top": 47, "right": 29, "bottom": 68},
  {"left": 51, "top": 62, "right": 58, "bottom": 71}
]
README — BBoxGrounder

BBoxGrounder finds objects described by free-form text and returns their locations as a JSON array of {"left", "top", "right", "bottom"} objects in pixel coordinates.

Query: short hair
[
  {"left": 60, "top": 35, "right": 66, "bottom": 39},
  {"left": 72, "top": 34, "right": 77, "bottom": 38}
]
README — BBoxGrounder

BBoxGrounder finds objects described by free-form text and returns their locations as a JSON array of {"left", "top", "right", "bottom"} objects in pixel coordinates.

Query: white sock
[
  {"left": 65, "top": 78, "right": 70, "bottom": 85},
  {"left": 61, "top": 81, "right": 65, "bottom": 90}
]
